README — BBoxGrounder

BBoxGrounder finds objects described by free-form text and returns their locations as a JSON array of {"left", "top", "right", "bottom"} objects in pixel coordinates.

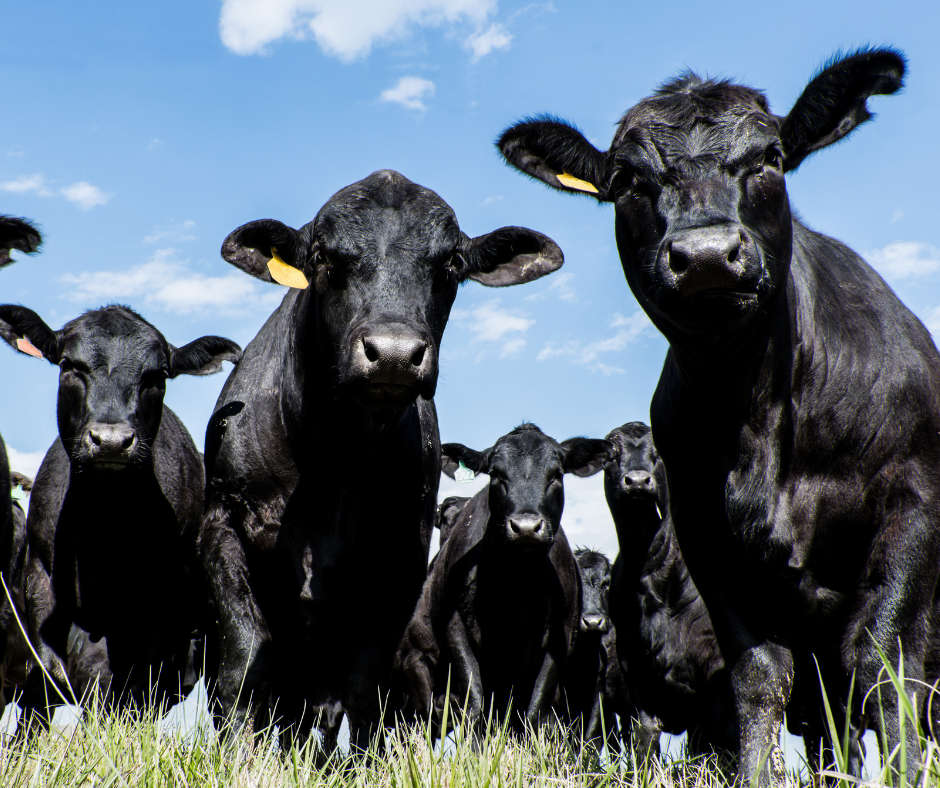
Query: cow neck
[
  {"left": 612, "top": 500, "right": 669, "bottom": 577},
  {"left": 285, "top": 286, "right": 413, "bottom": 467}
]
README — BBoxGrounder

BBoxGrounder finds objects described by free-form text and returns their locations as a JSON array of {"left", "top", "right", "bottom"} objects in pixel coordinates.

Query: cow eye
[
  {"left": 763, "top": 147, "right": 783, "bottom": 170},
  {"left": 140, "top": 370, "right": 168, "bottom": 390},
  {"left": 432, "top": 257, "right": 457, "bottom": 293}
]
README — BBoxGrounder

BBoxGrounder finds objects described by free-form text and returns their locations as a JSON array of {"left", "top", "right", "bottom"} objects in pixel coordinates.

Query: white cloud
[
  {"left": 6, "top": 448, "right": 46, "bottom": 481},
  {"left": 0, "top": 174, "right": 53, "bottom": 197},
  {"left": 465, "top": 22, "right": 512, "bottom": 62},
  {"left": 450, "top": 298, "right": 534, "bottom": 357},
  {"left": 60, "top": 248, "right": 284, "bottom": 317},
  {"left": 144, "top": 220, "right": 197, "bottom": 245},
  {"left": 481, "top": 195, "right": 503, "bottom": 206},
  {"left": 220, "top": 0, "right": 495, "bottom": 61},
  {"left": 891, "top": 208, "right": 903, "bottom": 223},
  {"left": 868, "top": 241, "right": 940, "bottom": 280},
  {"left": 380, "top": 76, "right": 435, "bottom": 112},
  {"left": 60, "top": 181, "right": 113, "bottom": 211},
  {"left": 538, "top": 310, "right": 652, "bottom": 375},
  {"left": 525, "top": 271, "right": 576, "bottom": 303},
  {"left": 6, "top": 147, "right": 25, "bottom": 158}
]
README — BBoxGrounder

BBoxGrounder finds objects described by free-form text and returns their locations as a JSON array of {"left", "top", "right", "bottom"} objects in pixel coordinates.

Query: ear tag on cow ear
[
  {"left": 556, "top": 173, "right": 599, "bottom": 194},
  {"left": 267, "top": 246, "right": 309, "bottom": 289},
  {"left": 11, "top": 485, "right": 26, "bottom": 501},
  {"left": 454, "top": 461, "right": 475, "bottom": 484},
  {"left": 15, "top": 337, "right": 43, "bottom": 359}
]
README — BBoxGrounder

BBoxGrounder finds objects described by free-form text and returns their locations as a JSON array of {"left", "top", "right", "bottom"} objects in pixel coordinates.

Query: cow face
[
  {"left": 0, "top": 305, "right": 240, "bottom": 472},
  {"left": 220, "top": 170, "right": 563, "bottom": 411},
  {"left": 497, "top": 49, "right": 904, "bottom": 353},
  {"left": 574, "top": 548, "right": 611, "bottom": 633},
  {"left": 442, "top": 424, "right": 614, "bottom": 551},
  {"left": 603, "top": 422, "right": 664, "bottom": 516}
]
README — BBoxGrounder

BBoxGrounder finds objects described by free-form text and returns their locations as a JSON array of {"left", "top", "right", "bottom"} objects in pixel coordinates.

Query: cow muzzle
[
  {"left": 620, "top": 469, "right": 657, "bottom": 497},
  {"left": 581, "top": 614, "right": 610, "bottom": 633},
  {"left": 81, "top": 422, "right": 138, "bottom": 468},
  {"left": 658, "top": 225, "right": 763, "bottom": 307},
  {"left": 505, "top": 514, "right": 552, "bottom": 548},
  {"left": 348, "top": 324, "right": 437, "bottom": 409}
]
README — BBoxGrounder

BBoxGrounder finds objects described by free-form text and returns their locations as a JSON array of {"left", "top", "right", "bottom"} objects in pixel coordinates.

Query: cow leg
[
  {"left": 728, "top": 640, "right": 793, "bottom": 788},
  {"left": 16, "top": 556, "right": 72, "bottom": 738},
  {"left": 526, "top": 649, "right": 561, "bottom": 729},
  {"left": 633, "top": 709, "right": 662, "bottom": 761},
  {"left": 201, "top": 512, "right": 273, "bottom": 743},
  {"left": 445, "top": 612, "right": 483, "bottom": 741}
]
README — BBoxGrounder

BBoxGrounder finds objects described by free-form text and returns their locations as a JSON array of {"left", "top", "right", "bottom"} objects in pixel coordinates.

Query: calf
[
  {"left": 201, "top": 170, "right": 564, "bottom": 749},
  {"left": 605, "top": 423, "right": 735, "bottom": 759},
  {"left": 0, "top": 216, "right": 42, "bottom": 716},
  {"left": 498, "top": 48, "right": 937, "bottom": 784},
  {"left": 399, "top": 424, "right": 613, "bottom": 737},
  {"left": 0, "top": 304, "right": 240, "bottom": 728},
  {"left": 558, "top": 548, "right": 621, "bottom": 753},
  {"left": 436, "top": 495, "right": 470, "bottom": 549}
]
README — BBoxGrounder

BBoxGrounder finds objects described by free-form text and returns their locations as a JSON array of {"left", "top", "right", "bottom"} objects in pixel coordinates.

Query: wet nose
[
  {"left": 622, "top": 470, "right": 652, "bottom": 494},
  {"left": 581, "top": 614, "right": 609, "bottom": 632},
  {"left": 85, "top": 423, "right": 137, "bottom": 459},
  {"left": 353, "top": 327, "right": 433, "bottom": 385},
  {"left": 508, "top": 515, "right": 545, "bottom": 540},
  {"left": 665, "top": 226, "right": 752, "bottom": 296}
]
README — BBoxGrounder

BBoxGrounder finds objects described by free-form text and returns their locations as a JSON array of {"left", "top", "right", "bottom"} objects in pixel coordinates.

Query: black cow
[
  {"left": 604, "top": 423, "right": 735, "bottom": 761},
  {"left": 436, "top": 495, "right": 470, "bottom": 549},
  {"left": 0, "top": 217, "right": 42, "bottom": 717},
  {"left": 0, "top": 304, "right": 240, "bottom": 730},
  {"left": 558, "top": 547, "right": 621, "bottom": 753},
  {"left": 200, "top": 170, "right": 564, "bottom": 749},
  {"left": 398, "top": 425, "right": 614, "bottom": 738},
  {"left": 498, "top": 49, "right": 937, "bottom": 784}
]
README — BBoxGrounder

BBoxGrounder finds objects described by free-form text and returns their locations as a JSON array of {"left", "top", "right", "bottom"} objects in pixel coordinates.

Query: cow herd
[{"left": 0, "top": 46, "right": 934, "bottom": 787}]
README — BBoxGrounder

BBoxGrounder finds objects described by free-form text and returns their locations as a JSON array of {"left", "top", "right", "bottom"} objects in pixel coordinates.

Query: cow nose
[
  {"left": 581, "top": 615, "right": 609, "bottom": 632},
  {"left": 622, "top": 470, "right": 652, "bottom": 494},
  {"left": 508, "top": 515, "right": 545, "bottom": 540},
  {"left": 362, "top": 333, "right": 427, "bottom": 370},
  {"left": 665, "top": 226, "right": 754, "bottom": 296},
  {"left": 85, "top": 423, "right": 137, "bottom": 460}
]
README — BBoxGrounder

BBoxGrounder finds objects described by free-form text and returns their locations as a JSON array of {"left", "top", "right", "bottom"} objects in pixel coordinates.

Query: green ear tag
[
  {"left": 454, "top": 461, "right": 475, "bottom": 484},
  {"left": 11, "top": 486, "right": 27, "bottom": 501}
]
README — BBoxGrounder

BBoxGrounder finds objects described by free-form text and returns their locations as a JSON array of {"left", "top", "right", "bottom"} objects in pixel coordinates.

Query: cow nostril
[
  {"left": 89, "top": 431, "right": 102, "bottom": 447},
  {"left": 363, "top": 340, "right": 379, "bottom": 363},
  {"left": 121, "top": 433, "right": 134, "bottom": 450},
  {"left": 727, "top": 245, "right": 739, "bottom": 263},
  {"left": 410, "top": 343, "right": 426, "bottom": 367},
  {"left": 510, "top": 520, "right": 520, "bottom": 534},
  {"left": 669, "top": 242, "right": 690, "bottom": 274}
]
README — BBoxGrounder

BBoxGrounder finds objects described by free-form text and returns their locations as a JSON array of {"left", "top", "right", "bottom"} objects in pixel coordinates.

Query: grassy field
[{"left": 2, "top": 646, "right": 938, "bottom": 787}]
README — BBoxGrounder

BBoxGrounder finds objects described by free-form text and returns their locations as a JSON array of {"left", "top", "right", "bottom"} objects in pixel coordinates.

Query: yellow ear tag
[
  {"left": 15, "top": 337, "right": 43, "bottom": 359},
  {"left": 557, "top": 173, "right": 599, "bottom": 194},
  {"left": 267, "top": 247, "right": 309, "bottom": 289}
]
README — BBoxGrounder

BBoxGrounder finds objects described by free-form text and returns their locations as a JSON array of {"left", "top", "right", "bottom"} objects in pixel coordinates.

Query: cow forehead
[
  {"left": 60, "top": 309, "right": 167, "bottom": 368},
  {"left": 492, "top": 432, "right": 563, "bottom": 473},
  {"left": 314, "top": 170, "right": 459, "bottom": 251},
  {"left": 614, "top": 80, "right": 779, "bottom": 165}
]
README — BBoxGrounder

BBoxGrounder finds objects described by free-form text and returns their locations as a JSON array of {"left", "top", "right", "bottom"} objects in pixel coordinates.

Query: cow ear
[
  {"left": 460, "top": 227, "right": 563, "bottom": 287},
  {"left": 0, "top": 217, "right": 42, "bottom": 269},
  {"left": 169, "top": 336, "right": 242, "bottom": 377},
  {"left": 497, "top": 116, "right": 611, "bottom": 201},
  {"left": 0, "top": 305, "right": 58, "bottom": 363},
  {"left": 221, "top": 219, "right": 308, "bottom": 288},
  {"left": 780, "top": 48, "right": 905, "bottom": 173},
  {"left": 441, "top": 442, "right": 488, "bottom": 478},
  {"left": 561, "top": 438, "right": 618, "bottom": 478}
]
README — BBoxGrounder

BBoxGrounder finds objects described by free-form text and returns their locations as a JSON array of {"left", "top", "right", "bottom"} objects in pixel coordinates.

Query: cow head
[
  {"left": 0, "top": 305, "right": 241, "bottom": 472},
  {"left": 603, "top": 422, "right": 665, "bottom": 520},
  {"left": 220, "top": 170, "right": 563, "bottom": 411},
  {"left": 442, "top": 424, "right": 614, "bottom": 551},
  {"left": 497, "top": 49, "right": 904, "bottom": 355},
  {"left": 574, "top": 548, "right": 611, "bottom": 633}
]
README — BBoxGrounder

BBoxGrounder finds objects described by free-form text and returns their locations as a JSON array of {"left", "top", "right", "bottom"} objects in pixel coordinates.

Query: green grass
[{"left": 2, "top": 640, "right": 939, "bottom": 786}]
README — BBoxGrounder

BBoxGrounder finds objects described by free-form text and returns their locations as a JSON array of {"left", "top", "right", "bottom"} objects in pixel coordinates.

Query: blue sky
[{"left": 2, "top": 0, "right": 939, "bottom": 569}]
